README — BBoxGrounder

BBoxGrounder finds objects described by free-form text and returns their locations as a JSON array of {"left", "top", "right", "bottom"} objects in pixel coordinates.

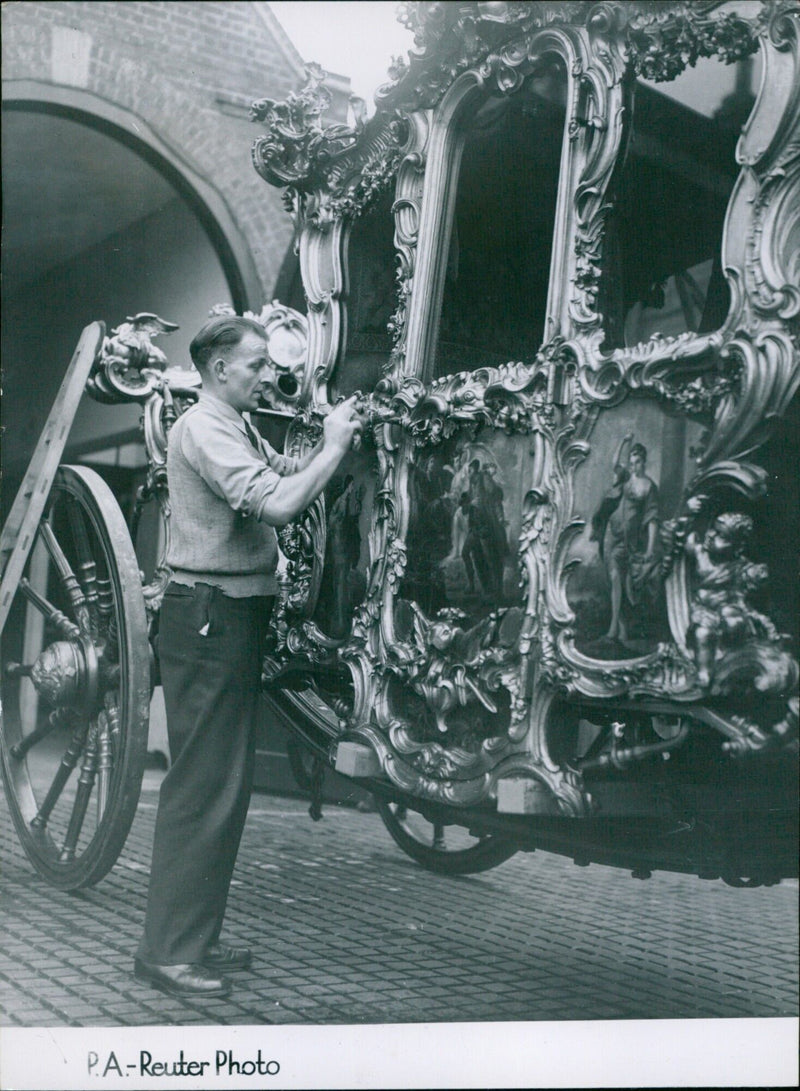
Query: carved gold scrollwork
[
  {"left": 567, "top": 19, "right": 628, "bottom": 332},
  {"left": 251, "top": 2, "right": 800, "bottom": 807},
  {"left": 746, "top": 147, "right": 800, "bottom": 321},
  {"left": 387, "top": 115, "right": 430, "bottom": 375},
  {"left": 250, "top": 63, "right": 364, "bottom": 191},
  {"left": 277, "top": 498, "right": 326, "bottom": 622},
  {"left": 700, "top": 329, "right": 799, "bottom": 469},
  {"left": 623, "top": 2, "right": 760, "bottom": 82},
  {"left": 728, "top": 4, "right": 800, "bottom": 323}
]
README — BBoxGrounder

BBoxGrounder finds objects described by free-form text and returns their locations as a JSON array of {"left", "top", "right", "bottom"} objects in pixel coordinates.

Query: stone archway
[
  {"left": 1, "top": 84, "right": 268, "bottom": 476},
  {"left": 3, "top": 80, "right": 264, "bottom": 309}
]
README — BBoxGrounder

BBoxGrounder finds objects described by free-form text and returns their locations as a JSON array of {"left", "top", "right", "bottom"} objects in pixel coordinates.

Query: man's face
[{"left": 216, "top": 330, "right": 271, "bottom": 413}]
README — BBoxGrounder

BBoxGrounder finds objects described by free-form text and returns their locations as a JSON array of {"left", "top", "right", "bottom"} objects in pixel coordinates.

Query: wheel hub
[
  {"left": 29, "top": 640, "right": 85, "bottom": 705},
  {"left": 29, "top": 634, "right": 99, "bottom": 713}
]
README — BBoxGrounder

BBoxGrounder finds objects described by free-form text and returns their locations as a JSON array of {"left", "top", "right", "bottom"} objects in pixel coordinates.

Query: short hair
[{"left": 189, "top": 315, "right": 267, "bottom": 372}]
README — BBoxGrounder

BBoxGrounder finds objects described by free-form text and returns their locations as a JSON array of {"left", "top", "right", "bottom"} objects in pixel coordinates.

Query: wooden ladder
[{"left": 0, "top": 322, "right": 105, "bottom": 636}]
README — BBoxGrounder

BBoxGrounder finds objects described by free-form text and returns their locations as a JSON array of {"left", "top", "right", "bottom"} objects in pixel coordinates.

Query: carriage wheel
[
  {"left": 376, "top": 799, "right": 518, "bottom": 875},
  {"left": 1, "top": 465, "right": 150, "bottom": 889}
]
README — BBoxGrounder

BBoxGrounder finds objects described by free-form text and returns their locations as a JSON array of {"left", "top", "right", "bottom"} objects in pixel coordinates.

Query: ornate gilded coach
[
  {"left": 1, "top": 0, "right": 798, "bottom": 886},
  {"left": 248, "top": 0, "right": 799, "bottom": 817}
]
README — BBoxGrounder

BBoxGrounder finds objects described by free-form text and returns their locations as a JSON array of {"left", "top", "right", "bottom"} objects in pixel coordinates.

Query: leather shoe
[
  {"left": 203, "top": 942, "right": 252, "bottom": 971},
  {"left": 134, "top": 957, "right": 230, "bottom": 998}
]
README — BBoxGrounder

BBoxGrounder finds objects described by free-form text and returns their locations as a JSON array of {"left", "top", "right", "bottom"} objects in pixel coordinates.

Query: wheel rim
[
  {"left": 1, "top": 465, "right": 150, "bottom": 888},
  {"left": 377, "top": 799, "right": 518, "bottom": 875}
]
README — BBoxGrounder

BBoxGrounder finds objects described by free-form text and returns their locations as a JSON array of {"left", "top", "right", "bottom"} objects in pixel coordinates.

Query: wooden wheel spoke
[
  {"left": 66, "top": 500, "right": 101, "bottom": 628},
  {"left": 18, "top": 578, "right": 81, "bottom": 640},
  {"left": 4, "top": 662, "right": 35, "bottom": 679},
  {"left": 9, "top": 709, "right": 73, "bottom": 760},
  {"left": 95, "top": 706, "right": 115, "bottom": 820},
  {"left": 29, "top": 721, "right": 90, "bottom": 832},
  {"left": 3, "top": 464, "right": 149, "bottom": 889},
  {"left": 59, "top": 722, "right": 100, "bottom": 862},
  {"left": 38, "top": 520, "right": 91, "bottom": 634}
]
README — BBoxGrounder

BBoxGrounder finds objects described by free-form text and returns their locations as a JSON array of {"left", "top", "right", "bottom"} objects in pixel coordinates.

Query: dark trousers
[{"left": 137, "top": 583, "right": 273, "bottom": 965}]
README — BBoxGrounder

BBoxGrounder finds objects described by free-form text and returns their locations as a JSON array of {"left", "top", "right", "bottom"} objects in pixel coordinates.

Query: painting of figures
[
  {"left": 401, "top": 432, "right": 527, "bottom": 620},
  {"left": 566, "top": 401, "right": 704, "bottom": 659},
  {"left": 313, "top": 448, "right": 376, "bottom": 639}
]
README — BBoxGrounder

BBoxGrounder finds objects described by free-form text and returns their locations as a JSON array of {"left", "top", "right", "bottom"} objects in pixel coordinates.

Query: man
[{"left": 134, "top": 315, "right": 362, "bottom": 998}]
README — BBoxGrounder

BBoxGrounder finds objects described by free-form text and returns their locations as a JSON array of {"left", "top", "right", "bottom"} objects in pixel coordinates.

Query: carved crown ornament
[
  {"left": 250, "top": 62, "right": 365, "bottom": 190},
  {"left": 247, "top": 0, "right": 800, "bottom": 814}
]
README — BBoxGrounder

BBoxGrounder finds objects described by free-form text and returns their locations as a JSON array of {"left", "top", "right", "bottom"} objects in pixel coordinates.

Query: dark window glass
[
  {"left": 601, "top": 56, "right": 756, "bottom": 349},
  {"left": 433, "top": 57, "right": 567, "bottom": 379},
  {"left": 333, "top": 188, "right": 397, "bottom": 399}
]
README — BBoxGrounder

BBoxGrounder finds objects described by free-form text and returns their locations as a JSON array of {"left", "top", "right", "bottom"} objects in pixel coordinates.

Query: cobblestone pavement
[{"left": 0, "top": 772, "right": 797, "bottom": 1028}]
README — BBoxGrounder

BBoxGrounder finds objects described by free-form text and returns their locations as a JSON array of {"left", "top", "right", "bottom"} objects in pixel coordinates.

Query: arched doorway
[{"left": 1, "top": 98, "right": 257, "bottom": 477}]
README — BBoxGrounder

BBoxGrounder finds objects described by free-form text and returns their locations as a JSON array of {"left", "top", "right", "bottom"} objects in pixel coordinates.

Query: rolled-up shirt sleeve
[
  {"left": 263, "top": 447, "right": 300, "bottom": 476},
  {"left": 181, "top": 415, "right": 287, "bottom": 522}
]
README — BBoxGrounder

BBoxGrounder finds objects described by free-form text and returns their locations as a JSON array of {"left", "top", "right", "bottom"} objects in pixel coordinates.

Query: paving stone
[{"left": 1, "top": 788, "right": 797, "bottom": 1026}]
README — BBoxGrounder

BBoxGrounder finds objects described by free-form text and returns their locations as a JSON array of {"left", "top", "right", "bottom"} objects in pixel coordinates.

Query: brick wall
[{"left": 1, "top": 1, "right": 305, "bottom": 301}]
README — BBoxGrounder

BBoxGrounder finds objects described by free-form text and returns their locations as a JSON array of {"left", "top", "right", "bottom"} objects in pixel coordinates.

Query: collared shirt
[{"left": 166, "top": 391, "right": 299, "bottom": 597}]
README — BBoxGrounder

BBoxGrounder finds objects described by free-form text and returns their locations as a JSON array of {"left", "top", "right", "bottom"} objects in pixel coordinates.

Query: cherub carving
[
  {"left": 400, "top": 602, "right": 520, "bottom": 735},
  {"left": 683, "top": 500, "right": 788, "bottom": 691}
]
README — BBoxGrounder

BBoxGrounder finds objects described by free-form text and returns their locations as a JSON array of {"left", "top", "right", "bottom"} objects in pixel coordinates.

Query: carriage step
[
  {"left": 497, "top": 777, "right": 559, "bottom": 815},
  {"left": 335, "top": 742, "right": 382, "bottom": 778}
]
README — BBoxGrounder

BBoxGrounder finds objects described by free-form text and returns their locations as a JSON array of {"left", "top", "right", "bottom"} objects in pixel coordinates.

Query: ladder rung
[{"left": 0, "top": 322, "right": 105, "bottom": 636}]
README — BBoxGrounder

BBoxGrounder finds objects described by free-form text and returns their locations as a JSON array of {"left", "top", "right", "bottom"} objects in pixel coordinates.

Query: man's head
[{"left": 190, "top": 315, "right": 271, "bottom": 414}]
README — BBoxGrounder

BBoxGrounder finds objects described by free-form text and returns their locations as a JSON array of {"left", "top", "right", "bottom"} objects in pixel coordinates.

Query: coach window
[
  {"left": 432, "top": 55, "right": 568, "bottom": 380},
  {"left": 333, "top": 188, "right": 398, "bottom": 399},
  {"left": 599, "top": 53, "right": 757, "bottom": 350}
]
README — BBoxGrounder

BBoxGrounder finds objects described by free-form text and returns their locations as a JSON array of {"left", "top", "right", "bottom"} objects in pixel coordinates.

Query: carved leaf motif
[{"left": 251, "top": 64, "right": 365, "bottom": 191}]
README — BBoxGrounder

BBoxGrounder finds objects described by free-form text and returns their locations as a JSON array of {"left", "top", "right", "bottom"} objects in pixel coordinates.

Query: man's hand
[
  {"left": 255, "top": 395, "right": 367, "bottom": 525},
  {"left": 323, "top": 395, "right": 364, "bottom": 454}
]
